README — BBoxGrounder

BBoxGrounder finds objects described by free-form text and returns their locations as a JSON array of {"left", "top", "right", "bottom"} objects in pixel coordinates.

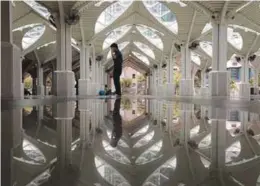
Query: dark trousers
[{"left": 113, "top": 71, "right": 121, "bottom": 95}]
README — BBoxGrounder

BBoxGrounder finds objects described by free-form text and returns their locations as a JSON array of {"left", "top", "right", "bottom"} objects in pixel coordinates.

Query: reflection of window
[
  {"left": 134, "top": 131, "right": 154, "bottom": 148},
  {"left": 228, "top": 28, "right": 243, "bottom": 50},
  {"left": 143, "top": 157, "right": 177, "bottom": 186},
  {"left": 131, "top": 125, "right": 149, "bottom": 138},
  {"left": 199, "top": 134, "right": 211, "bottom": 149},
  {"left": 226, "top": 141, "right": 241, "bottom": 163},
  {"left": 190, "top": 125, "right": 200, "bottom": 138},
  {"left": 95, "top": 156, "right": 131, "bottom": 186},
  {"left": 95, "top": 1, "right": 133, "bottom": 33},
  {"left": 102, "top": 140, "right": 131, "bottom": 165},
  {"left": 136, "top": 25, "right": 163, "bottom": 50},
  {"left": 143, "top": 0, "right": 178, "bottom": 34},
  {"left": 107, "top": 130, "right": 129, "bottom": 148},
  {"left": 103, "top": 25, "right": 132, "bottom": 49},
  {"left": 136, "top": 140, "right": 163, "bottom": 165}
]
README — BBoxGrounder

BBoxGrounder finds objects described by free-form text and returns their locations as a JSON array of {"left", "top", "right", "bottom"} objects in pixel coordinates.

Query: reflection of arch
[
  {"left": 136, "top": 140, "right": 163, "bottom": 165},
  {"left": 14, "top": 139, "right": 46, "bottom": 165},
  {"left": 94, "top": 156, "right": 131, "bottom": 186},
  {"left": 134, "top": 130, "right": 155, "bottom": 148},
  {"left": 142, "top": 156, "right": 177, "bottom": 186},
  {"left": 102, "top": 140, "right": 131, "bottom": 165}
]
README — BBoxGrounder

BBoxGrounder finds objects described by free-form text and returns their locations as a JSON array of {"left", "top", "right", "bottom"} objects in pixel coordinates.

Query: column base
[
  {"left": 53, "top": 71, "right": 75, "bottom": 97},
  {"left": 238, "top": 83, "right": 250, "bottom": 99},
  {"left": 180, "top": 79, "right": 193, "bottom": 96},
  {"left": 37, "top": 85, "right": 45, "bottom": 96},
  {"left": 78, "top": 79, "right": 89, "bottom": 96},
  {"left": 209, "top": 71, "right": 230, "bottom": 97},
  {"left": 53, "top": 102, "right": 75, "bottom": 119},
  {"left": 166, "top": 83, "right": 175, "bottom": 96},
  {"left": 1, "top": 42, "right": 22, "bottom": 99},
  {"left": 200, "top": 87, "right": 209, "bottom": 96}
]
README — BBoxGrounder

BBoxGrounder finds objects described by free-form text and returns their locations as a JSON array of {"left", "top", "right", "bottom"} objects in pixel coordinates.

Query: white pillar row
[
  {"left": 166, "top": 58, "right": 175, "bottom": 96},
  {"left": 79, "top": 44, "right": 91, "bottom": 96},
  {"left": 238, "top": 57, "right": 250, "bottom": 99},
  {"left": 209, "top": 21, "right": 230, "bottom": 97},
  {"left": 180, "top": 46, "right": 193, "bottom": 96},
  {"left": 53, "top": 14, "right": 74, "bottom": 97},
  {"left": 1, "top": 1, "right": 23, "bottom": 99}
]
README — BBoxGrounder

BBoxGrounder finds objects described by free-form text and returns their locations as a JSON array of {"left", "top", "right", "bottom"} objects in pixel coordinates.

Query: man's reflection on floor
[{"left": 110, "top": 98, "right": 122, "bottom": 147}]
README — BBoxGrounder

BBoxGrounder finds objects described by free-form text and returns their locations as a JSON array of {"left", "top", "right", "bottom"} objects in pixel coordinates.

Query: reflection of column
[
  {"left": 79, "top": 44, "right": 90, "bottom": 96},
  {"left": 2, "top": 108, "right": 23, "bottom": 185},
  {"left": 209, "top": 107, "right": 227, "bottom": 170},
  {"left": 180, "top": 103, "right": 193, "bottom": 143},
  {"left": 79, "top": 100, "right": 91, "bottom": 145},
  {"left": 239, "top": 57, "right": 250, "bottom": 99},
  {"left": 53, "top": 102, "right": 74, "bottom": 169},
  {"left": 167, "top": 102, "right": 173, "bottom": 131}
]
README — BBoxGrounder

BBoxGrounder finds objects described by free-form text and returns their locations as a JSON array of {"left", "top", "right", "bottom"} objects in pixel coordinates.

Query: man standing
[{"left": 110, "top": 43, "right": 123, "bottom": 96}]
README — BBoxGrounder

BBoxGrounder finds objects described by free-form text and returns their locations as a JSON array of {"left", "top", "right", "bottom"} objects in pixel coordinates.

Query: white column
[
  {"left": 53, "top": 14, "right": 74, "bottom": 97},
  {"left": 238, "top": 57, "right": 250, "bottom": 99},
  {"left": 1, "top": 1, "right": 22, "bottom": 99},
  {"left": 36, "top": 65, "right": 45, "bottom": 96},
  {"left": 79, "top": 44, "right": 90, "bottom": 96},
  {"left": 166, "top": 58, "right": 174, "bottom": 96},
  {"left": 200, "top": 69, "right": 209, "bottom": 96},
  {"left": 180, "top": 46, "right": 193, "bottom": 96},
  {"left": 255, "top": 69, "right": 259, "bottom": 95},
  {"left": 209, "top": 21, "right": 230, "bottom": 97},
  {"left": 79, "top": 100, "right": 91, "bottom": 145},
  {"left": 180, "top": 103, "right": 193, "bottom": 144}
]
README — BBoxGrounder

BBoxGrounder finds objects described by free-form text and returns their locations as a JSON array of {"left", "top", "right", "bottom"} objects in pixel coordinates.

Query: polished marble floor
[{"left": 2, "top": 97, "right": 260, "bottom": 186}]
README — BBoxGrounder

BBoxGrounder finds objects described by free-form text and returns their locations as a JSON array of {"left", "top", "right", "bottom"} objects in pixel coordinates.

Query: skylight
[
  {"left": 201, "top": 22, "right": 212, "bottom": 34},
  {"left": 136, "top": 24, "right": 163, "bottom": 50},
  {"left": 226, "top": 141, "right": 241, "bottom": 163},
  {"left": 132, "top": 51, "right": 150, "bottom": 65},
  {"left": 107, "top": 41, "right": 129, "bottom": 59},
  {"left": 134, "top": 42, "right": 155, "bottom": 59},
  {"left": 103, "top": 25, "right": 132, "bottom": 50},
  {"left": 22, "top": 24, "right": 45, "bottom": 50},
  {"left": 228, "top": 27, "right": 243, "bottom": 50},
  {"left": 95, "top": 0, "right": 133, "bottom": 33},
  {"left": 23, "top": 0, "right": 51, "bottom": 19},
  {"left": 191, "top": 52, "right": 201, "bottom": 66},
  {"left": 200, "top": 41, "right": 212, "bottom": 57},
  {"left": 143, "top": 0, "right": 178, "bottom": 34},
  {"left": 23, "top": 139, "right": 46, "bottom": 164},
  {"left": 12, "top": 23, "right": 40, "bottom": 32},
  {"left": 165, "top": 0, "right": 187, "bottom": 7},
  {"left": 37, "top": 41, "right": 56, "bottom": 50}
]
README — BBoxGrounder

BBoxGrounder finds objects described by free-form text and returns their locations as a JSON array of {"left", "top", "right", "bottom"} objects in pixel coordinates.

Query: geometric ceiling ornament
[
  {"left": 95, "top": 0, "right": 133, "bottom": 33},
  {"left": 143, "top": 0, "right": 178, "bottom": 34}
]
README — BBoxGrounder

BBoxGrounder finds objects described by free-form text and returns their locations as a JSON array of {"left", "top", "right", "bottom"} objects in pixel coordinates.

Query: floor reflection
[{"left": 2, "top": 98, "right": 260, "bottom": 186}]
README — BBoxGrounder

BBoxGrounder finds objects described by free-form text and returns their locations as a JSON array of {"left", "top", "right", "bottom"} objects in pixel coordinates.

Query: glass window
[
  {"left": 134, "top": 42, "right": 155, "bottom": 59},
  {"left": 143, "top": 0, "right": 178, "bottom": 34},
  {"left": 136, "top": 24, "right": 163, "bottom": 50},
  {"left": 103, "top": 25, "right": 132, "bottom": 50},
  {"left": 23, "top": 0, "right": 51, "bottom": 19},
  {"left": 22, "top": 24, "right": 46, "bottom": 50},
  {"left": 95, "top": 0, "right": 133, "bottom": 33},
  {"left": 191, "top": 52, "right": 201, "bottom": 66},
  {"left": 230, "top": 68, "right": 240, "bottom": 81},
  {"left": 200, "top": 41, "right": 212, "bottom": 57},
  {"left": 132, "top": 51, "right": 150, "bottom": 65}
]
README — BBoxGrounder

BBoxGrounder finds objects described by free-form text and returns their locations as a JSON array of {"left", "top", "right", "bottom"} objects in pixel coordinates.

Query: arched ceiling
[{"left": 12, "top": 0, "right": 260, "bottom": 74}]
